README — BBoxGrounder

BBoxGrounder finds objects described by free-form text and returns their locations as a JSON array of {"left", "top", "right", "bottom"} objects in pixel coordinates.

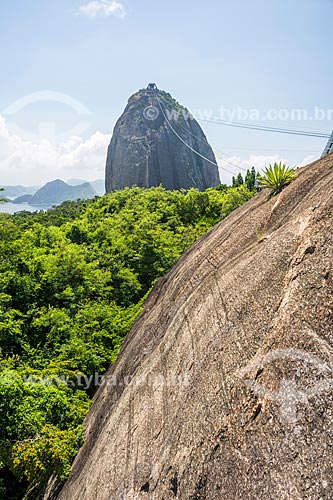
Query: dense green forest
[{"left": 0, "top": 183, "right": 256, "bottom": 499}]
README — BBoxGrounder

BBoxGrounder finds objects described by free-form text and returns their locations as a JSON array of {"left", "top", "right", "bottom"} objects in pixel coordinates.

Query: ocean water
[{"left": 0, "top": 202, "right": 51, "bottom": 214}]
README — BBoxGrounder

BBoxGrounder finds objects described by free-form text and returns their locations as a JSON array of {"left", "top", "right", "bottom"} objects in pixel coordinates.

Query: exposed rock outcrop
[
  {"left": 105, "top": 88, "right": 220, "bottom": 192},
  {"left": 53, "top": 155, "right": 333, "bottom": 499}
]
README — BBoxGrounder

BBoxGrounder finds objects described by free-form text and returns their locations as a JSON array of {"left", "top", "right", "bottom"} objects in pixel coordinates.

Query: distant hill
[
  {"left": 1, "top": 185, "right": 40, "bottom": 198},
  {"left": 67, "top": 178, "right": 87, "bottom": 186},
  {"left": 68, "top": 178, "right": 105, "bottom": 196},
  {"left": 90, "top": 179, "right": 105, "bottom": 196},
  {"left": 29, "top": 180, "right": 97, "bottom": 206},
  {"left": 12, "top": 194, "right": 33, "bottom": 204}
]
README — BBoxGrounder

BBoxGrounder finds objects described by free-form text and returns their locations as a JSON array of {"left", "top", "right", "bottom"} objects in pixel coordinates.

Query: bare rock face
[
  {"left": 105, "top": 88, "right": 220, "bottom": 192},
  {"left": 54, "top": 155, "right": 333, "bottom": 500}
]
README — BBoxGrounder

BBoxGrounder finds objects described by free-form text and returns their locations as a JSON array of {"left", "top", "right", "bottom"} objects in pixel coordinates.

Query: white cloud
[
  {"left": 0, "top": 114, "right": 110, "bottom": 186},
  {"left": 78, "top": 0, "right": 126, "bottom": 18},
  {"left": 298, "top": 154, "right": 317, "bottom": 167}
]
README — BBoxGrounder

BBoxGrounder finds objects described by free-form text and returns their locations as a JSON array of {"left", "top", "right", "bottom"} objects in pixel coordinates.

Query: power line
[
  {"left": 157, "top": 96, "right": 323, "bottom": 173},
  {"left": 199, "top": 118, "right": 330, "bottom": 138},
  {"left": 185, "top": 127, "right": 246, "bottom": 171},
  {"left": 157, "top": 99, "right": 221, "bottom": 169},
  {"left": 158, "top": 95, "right": 330, "bottom": 138},
  {"left": 219, "top": 147, "right": 321, "bottom": 152},
  {"left": 215, "top": 150, "right": 249, "bottom": 173},
  {"left": 157, "top": 96, "right": 324, "bottom": 179},
  {"left": 158, "top": 96, "right": 248, "bottom": 172},
  {"left": 158, "top": 99, "right": 248, "bottom": 177}
]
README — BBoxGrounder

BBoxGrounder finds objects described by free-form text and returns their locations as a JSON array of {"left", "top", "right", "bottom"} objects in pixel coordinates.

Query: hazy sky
[{"left": 0, "top": 0, "right": 332, "bottom": 186}]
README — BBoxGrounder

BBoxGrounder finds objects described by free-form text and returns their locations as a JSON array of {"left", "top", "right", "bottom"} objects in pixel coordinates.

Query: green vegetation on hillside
[{"left": 0, "top": 184, "right": 255, "bottom": 499}]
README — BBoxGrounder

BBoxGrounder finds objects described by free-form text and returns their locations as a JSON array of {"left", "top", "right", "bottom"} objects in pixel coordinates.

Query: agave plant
[{"left": 258, "top": 162, "right": 295, "bottom": 196}]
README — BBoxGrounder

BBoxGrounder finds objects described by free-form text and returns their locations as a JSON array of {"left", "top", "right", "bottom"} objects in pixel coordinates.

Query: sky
[{"left": 0, "top": 0, "right": 332, "bottom": 186}]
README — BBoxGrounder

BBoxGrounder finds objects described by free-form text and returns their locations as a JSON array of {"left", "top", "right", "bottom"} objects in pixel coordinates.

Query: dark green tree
[
  {"left": 232, "top": 173, "right": 244, "bottom": 187},
  {"left": 245, "top": 167, "right": 257, "bottom": 191}
]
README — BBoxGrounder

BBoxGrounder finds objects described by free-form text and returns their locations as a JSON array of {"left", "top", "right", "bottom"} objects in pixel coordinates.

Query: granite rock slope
[
  {"left": 54, "top": 155, "right": 333, "bottom": 500},
  {"left": 105, "top": 89, "right": 220, "bottom": 192}
]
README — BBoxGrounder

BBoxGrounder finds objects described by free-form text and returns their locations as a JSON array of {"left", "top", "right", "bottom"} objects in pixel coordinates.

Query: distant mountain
[
  {"left": 67, "top": 178, "right": 87, "bottom": 186},
  {"left": 90, "top": 180, "right": 105, "bottom": 196},
  {"left": 29, "top": 180, "right": 97, "bottom": 206},
  {"left": 68, "top": 178, "right": 105, "bottom": 196},
  {"left": 1, "top": 185, "right": 40, "bottom": 198}
]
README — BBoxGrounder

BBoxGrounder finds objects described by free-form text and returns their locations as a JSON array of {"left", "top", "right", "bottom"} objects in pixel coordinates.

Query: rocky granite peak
[
  {"left": 105, "top": 87, "right": 220, "bottom": 192},
  {"left": 48, "top": 154, "right": 333, "bottom": 500}
]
